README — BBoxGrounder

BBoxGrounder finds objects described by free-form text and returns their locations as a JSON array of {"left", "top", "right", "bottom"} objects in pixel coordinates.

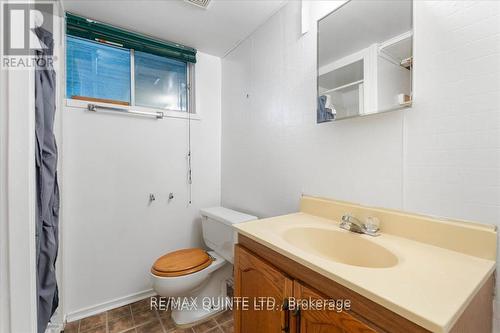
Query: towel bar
[{"left": 87, "top": 103, "right": 164, "bottom": 119}]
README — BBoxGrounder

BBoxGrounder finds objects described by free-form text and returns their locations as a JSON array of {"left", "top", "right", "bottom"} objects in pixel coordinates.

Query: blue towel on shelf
[{"left": 317, "top": 95, "right": 334, "bottom": 123}]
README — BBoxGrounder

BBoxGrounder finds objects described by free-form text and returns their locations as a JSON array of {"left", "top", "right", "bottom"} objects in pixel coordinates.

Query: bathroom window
[
  {"left": 65, "top": 13, "right": 196, "bottom": 113},
  {"left": 134, "top": 51, "right": 188, "bottom": 112},
  {"left": 66, "top": 36, "right": 192, "bottom": 112},
  {"left": 66, "top": 37, "right": 132, "bottom": 104}
]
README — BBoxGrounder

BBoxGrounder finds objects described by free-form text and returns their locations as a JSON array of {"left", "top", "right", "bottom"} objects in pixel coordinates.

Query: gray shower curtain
[{"left": 34, "top": 26, "right": 59, "bottom": 333}]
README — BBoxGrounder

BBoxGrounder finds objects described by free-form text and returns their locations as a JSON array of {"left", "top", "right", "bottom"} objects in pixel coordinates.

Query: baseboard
[{"left": 64, "top": 289, "right": 156, "bottom": 323}]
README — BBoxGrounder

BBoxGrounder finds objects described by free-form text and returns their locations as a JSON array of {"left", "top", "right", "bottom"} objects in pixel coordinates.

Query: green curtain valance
[{"left": 65, "top": 12, "right": 197, "bottom": 63}]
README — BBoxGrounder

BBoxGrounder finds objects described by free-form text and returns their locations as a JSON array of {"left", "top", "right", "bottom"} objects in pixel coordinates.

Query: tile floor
[{"left": 63, "top": 297, "right": 234, "bottom": 333}]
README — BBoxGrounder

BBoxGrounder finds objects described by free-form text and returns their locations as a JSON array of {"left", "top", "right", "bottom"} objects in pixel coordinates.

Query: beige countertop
[{"left": 234, "top": 211, "right": 496, "bottom": 333}]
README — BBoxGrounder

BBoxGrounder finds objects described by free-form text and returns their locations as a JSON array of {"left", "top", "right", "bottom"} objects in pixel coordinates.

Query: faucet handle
[
  {"left": 341, "top": 213, "right": 353, "bottom": 222},
  {"left": 365, "top": 216, "right": 380, "bottom": 233}
]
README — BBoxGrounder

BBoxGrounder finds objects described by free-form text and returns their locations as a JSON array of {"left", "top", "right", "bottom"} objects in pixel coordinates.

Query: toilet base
[
  {"left": 171, "top": 263, "right": 233, "bottom": 326},
  {"left": 172, "top": 304, "right": 225, "bottom": 327}
]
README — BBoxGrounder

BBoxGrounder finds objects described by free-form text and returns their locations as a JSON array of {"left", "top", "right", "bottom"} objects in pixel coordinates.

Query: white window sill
[{"left": 65, "top": 99, "right": 201, "bottom": 120}]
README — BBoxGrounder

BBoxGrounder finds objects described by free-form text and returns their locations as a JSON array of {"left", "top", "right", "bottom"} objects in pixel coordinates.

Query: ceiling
[
  {"left": 63, "top": 0, "right": 286, "bottom": 57},
  {"left": 318, "top": 0, "right": 412, "bottom": 67}
]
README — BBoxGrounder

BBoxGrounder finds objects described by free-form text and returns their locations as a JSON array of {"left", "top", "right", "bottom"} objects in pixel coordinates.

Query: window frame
[{"left": 65, "top": 35, "right": 197, "bottom": 118}]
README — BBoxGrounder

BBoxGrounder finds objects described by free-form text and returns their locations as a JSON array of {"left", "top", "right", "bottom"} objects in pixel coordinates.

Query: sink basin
[{"left": 282, "top": 227, "right": 398, "bottom": 268}]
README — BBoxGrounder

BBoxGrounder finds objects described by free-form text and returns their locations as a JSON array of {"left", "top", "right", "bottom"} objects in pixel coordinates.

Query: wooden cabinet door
[
  {"left": 234, "top": 245, "right": 293, "bottom": 333},
  {"left": 291, "top": 281, "right": 379, "bottom": 333}
]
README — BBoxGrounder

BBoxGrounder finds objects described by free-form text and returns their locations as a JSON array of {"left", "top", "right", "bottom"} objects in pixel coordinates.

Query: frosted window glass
[
  {"left": 134, "top": 51, "right": 188, "bottom": 111},
  {"left": 66, "top": 36, "right": 131, "bottom": 103}
]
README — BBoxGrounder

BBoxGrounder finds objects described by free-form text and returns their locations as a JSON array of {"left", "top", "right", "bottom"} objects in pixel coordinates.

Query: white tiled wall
[
  {"left": 221, "top": 0, "right": 500, "bottom": 328},
  {"left": 405, "top": 1, "right": 500, "bottom": 222},
  {"left": 222, "top": 1, "right": 405, "bottom": 218},
  {"left": 408, "top": 2, "right": 500, "bottom": 329},
  {"left": 62, "top": 52, "right": 222, "bottom": 316}
]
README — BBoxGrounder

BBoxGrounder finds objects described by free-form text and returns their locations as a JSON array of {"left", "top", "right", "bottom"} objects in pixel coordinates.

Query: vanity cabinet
[
  {"left": 234, "top": 234, "right": 494, "bottom": 333},
  {"left": 290, "top": 282, "right": 377, "bottom": 333},
  {"left": 235, "top": 244, "right": 379, "bottom": 333},
  {"left": 234, "top": 243, "right": 293, "bottom": 332}
]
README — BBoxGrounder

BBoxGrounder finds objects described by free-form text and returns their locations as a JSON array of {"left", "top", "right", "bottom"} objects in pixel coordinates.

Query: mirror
[{"left": 317, "top": 0, "right": 413, "bottom": 122}]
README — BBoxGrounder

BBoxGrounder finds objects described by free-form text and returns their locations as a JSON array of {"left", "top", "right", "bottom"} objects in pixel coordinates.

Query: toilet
[{"left": 151, "top": 207, "right": 257, "bottom": 325}]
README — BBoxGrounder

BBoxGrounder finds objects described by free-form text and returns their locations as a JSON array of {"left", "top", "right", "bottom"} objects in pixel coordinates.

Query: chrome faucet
[{"left": 339, "top": 214, "right": 380, "bottom": 236}]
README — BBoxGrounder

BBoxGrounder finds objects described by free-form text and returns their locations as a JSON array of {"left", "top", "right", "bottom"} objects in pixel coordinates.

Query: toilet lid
[{"left": 151, "top": 248, "right": 213, "bottom": 277}]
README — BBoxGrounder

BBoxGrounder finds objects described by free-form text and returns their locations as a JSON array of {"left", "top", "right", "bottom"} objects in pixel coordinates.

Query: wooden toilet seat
[{"left": 151, "top": 248, "right": 213, "bottom": 277}]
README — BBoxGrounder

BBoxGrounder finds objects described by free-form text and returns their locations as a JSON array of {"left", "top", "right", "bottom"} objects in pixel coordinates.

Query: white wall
[
  {"left": 222, "top": 0, "right": 404, "bottom": 218},
  {"left": 62, "top": 51, "right": 221, "bottom": 316},
  {"left": 0, "top": 55, "right": 8, "bottom": 333},
  {"left": 221, "top": 0, "right": 500, "bottom": 326},
  {"left": 0, "top": 35, "right": 38, "bottom": 333}
]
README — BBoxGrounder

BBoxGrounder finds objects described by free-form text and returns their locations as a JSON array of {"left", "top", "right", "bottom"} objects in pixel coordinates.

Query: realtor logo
[{"left": 2, "top": 2, "right": 53, "bottom": 56}]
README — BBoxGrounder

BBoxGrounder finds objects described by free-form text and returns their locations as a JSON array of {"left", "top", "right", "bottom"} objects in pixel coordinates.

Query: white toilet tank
[{"left": 200, "top": 207, "right": 257, "bottom": 264}]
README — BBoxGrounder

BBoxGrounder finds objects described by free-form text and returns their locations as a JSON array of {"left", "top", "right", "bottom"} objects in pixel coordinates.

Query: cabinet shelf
[{"left": 321, "top": 79, "right": 364, "bottom": 95}]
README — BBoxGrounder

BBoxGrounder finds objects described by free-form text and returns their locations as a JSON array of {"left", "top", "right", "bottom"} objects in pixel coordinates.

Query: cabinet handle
[
  {"left": 292, "top": 306, "right": 301, "bottom": 333},
  {"left": 281, "top": 298, "right": 290, "bottom": 333}
]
